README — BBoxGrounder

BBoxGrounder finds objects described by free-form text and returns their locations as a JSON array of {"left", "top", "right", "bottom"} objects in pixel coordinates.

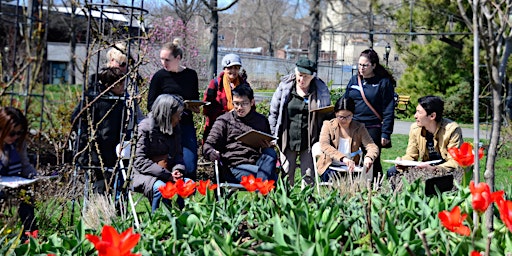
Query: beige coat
[
  {"left": 316, "top": 119, "right": 379, "bottom": 175},
  {"left": 402, "top": 118, "right": 463, "bottom": 172}
]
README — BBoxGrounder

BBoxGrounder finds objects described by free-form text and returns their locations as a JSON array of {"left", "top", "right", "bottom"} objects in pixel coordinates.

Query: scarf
[{"left": 222, "top": 73, "right": 240, "bottom": 111}]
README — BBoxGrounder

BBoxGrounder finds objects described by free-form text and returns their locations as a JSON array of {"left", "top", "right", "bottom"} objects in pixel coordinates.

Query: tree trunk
[
  {"left": 208, "top": 0, "right": 219, "bottom": 80},
  {"left": 309, "top": 0, "right": 320, "bottom": 63},
  {"left": 69, "top": 3, "right": 77, "bottom": 85},
  {"left": 485, "top": 83, "right": 501, "bottom": 230}
]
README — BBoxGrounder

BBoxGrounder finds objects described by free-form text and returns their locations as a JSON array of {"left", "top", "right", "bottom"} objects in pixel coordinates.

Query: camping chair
[
  {"left": 311, "top": 142, "right": 371, "bottom": 194},
  {"left": 214, "top": 160, "right": 245, "bottom": 198},
  {"left": 115, "top": 141, "right": 141, "bottom": 228}
]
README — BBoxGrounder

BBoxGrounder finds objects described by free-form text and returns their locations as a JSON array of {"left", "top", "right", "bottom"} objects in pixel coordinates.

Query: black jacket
[
  {"left": 71, "top": 82, "right": 127, "bottom": 173},
  {"left": 203, "top": 110, "right": 271, "bottom": 168}
]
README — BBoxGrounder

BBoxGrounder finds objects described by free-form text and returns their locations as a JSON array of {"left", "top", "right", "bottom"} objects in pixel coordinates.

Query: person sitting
[
  {"left": 203, "top": 85, "right": 277, "bottom": 182},
  {"left": 202, "top": 53, "right": 250, "bottom": 142},
  {"left": 316, "top": 97, "right": 379, "bottom": 182},
  {"left": 0, "top": 107, "right": 37, "bottom": 234},
  {"left": 387, "top": 95, "right": 463, "bottom": 178},
  {"left": 71, "top": 67, "right": 131, "bottom": 194},
  {"left": 132, "top": 94, "right": 186, "bottom": 212}
]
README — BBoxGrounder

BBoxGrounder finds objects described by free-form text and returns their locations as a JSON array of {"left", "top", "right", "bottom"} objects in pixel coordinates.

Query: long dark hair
[
  {"left": 0, "top": 107, "right": 28, "bottom": 154},
  {"left": 359, "top": 49, "right": 396, "bottom": 85}
]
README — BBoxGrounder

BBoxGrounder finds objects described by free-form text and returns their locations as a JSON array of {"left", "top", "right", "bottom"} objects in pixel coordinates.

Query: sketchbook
[
  {"left": 310, "top": 105, "right": 334, "bottom": 114},
  {"left": 184, "top": 100, "right": 209, "bottom": 107},
  {"left": 0, "top": 175, "right": 58, "bottom": 188},
  {"left": 236, "top": 130, "right": 277, "bottom": 148},
  {"left": 383, "top": 159, "right": 442, "bottom": 167}
]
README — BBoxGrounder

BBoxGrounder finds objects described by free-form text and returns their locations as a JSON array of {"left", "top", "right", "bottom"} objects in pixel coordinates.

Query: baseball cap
[
  {"left": 295, "top": 58, "right": 317, "bottom": 75},
  {"left": 222, "top": 53, "right": 242, "bottom": 68}
]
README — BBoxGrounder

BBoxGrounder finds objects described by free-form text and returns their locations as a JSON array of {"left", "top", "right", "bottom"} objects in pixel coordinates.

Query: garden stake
[
  {"left": 485, "top": 232, "right": 493, "bottom": 256},
  {"left": 403, "top": 243, "right": 416, "bottom": 256},
  {"left": 416, "top": 229, "right": 432, "bottom": 256},
  {"left": 365, "top": 180, "right": 373, "bottom": 251}
]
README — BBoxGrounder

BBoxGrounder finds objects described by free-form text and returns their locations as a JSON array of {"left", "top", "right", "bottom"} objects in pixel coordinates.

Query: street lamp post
[{"left": 385, "top": 43, "right": 391, "bottom": 66}]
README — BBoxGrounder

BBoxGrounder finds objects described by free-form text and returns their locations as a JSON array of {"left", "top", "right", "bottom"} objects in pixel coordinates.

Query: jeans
[
  {"left": 181, "top": 123, "right": 198, "bottom": 180},
  {"left": 230, "top": 148, "right": 278, "bottom": 182},
  {"left": 366, "top": 126, "right": 383, "bottom": 179},
  {"left": 151, "top": 180, "right": 185, "bottom": 212}
]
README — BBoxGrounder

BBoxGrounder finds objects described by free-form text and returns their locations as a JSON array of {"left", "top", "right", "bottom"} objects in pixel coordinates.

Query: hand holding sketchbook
[
  {"left": 383, "top": 159, "right": 442, "bottom": 166},
  {"left": 310, "top": 105, "right": 334, "bottom": 114},
  {"left": 236, "top": 130, "right": 277, "bottom": 148},
  {"left": 184, "top": 100, "right": 210, "bottom": 107},
  {"left": 0, "top": 175, "right": 58, "bottom": 188}
]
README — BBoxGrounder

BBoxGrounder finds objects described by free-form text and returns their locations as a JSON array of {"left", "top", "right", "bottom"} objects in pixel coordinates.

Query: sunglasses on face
[
  {"left": 117, "top": 60, "right": 127, "bottom": 67},
  {"left": 8, "top": 130, "right": 24, "bottom": 137}
]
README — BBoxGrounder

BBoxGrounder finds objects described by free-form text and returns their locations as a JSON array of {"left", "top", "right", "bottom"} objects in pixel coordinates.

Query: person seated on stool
[
  {"left": 203, "top": 84, "right": 277, "bottom": 183},
  {"left": 132, "top": 94, "right": 186, "bottom": 212},
  {"left": 0, "top": 107, "right": 38, "bottom": 234},
  {"left": 387, "top": 95, "right": 463, "bottom": 178},
  {"left": 316, "top": 97, "right": 379, "bottom": 182}
]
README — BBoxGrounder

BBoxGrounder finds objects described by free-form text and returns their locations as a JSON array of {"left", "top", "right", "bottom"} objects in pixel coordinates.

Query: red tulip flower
[
  {"left": 448, "top": 142, "right": 484, "bottom": 167},
  {"left": 24, "top": 230, "right": 38, "bottom": 244},
  {"left": 240, "top": 174, "right": 263, "bottom": 192},
  {"left": 257, "top": 180, "right": 275, "bottom": 196},
  {"left": 438, "top": 206, "right": 471, "bottom": 236},
  {"left": 25, "top": 230, "right": 38, "bottom": 239},
  {"left": 496, "top": 198, "right": 512, "bottom": 233},
  {"left": 175, "top": 179, "right": 196, "bottom": 198},
  {"left": 197, "top": 180, "right": 218, "bottom": 195},
  {"left": 470, "top": 251, "right": 482, "bottom": 256},
  {"left": 470, "top": 181, "right": 505, "bottom": 213},
  {"left": 86, "top": 225, "right": 141, "bottom": 256},
  {"left": 158, "top": 181, "right": 177, "bottom": 199}
]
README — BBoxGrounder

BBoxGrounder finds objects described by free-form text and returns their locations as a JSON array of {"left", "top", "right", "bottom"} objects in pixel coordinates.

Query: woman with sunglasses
[
  {"left": 343, "top": 49, "right": 396, "bottom": 179},
  {"left": 0, "top": 107, "right": 37, "bottom": 234},
  {"left": 147, "top": 38, "right": 200, "bottom": 181},
  {"left": 316, "top": 97, "right": 379, "bottom": 182}
]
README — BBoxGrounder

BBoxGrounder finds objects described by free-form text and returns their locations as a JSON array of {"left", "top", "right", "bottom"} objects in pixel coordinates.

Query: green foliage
[
  {"left": 330, "top": 86, "right": 344, "bottom": 106},
  {"left": 397, "top": 40, "right": 473, "bottom": 120},
  {"left": 5, "top": 176, "right": 512, "bottom": 255}
]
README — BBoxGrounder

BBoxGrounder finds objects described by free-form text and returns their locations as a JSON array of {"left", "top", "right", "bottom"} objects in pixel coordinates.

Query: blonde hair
[
  {"left": 106, "top": 42, "right": 127, "bottom": 64},
  {"left": 161, "top": 38, "right": 184, "bottom": 59}
]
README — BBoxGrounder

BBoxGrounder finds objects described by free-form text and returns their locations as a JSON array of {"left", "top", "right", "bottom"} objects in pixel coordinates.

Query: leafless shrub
[{"left": 82, "top": 193, "right": 117, "bottom": 229}]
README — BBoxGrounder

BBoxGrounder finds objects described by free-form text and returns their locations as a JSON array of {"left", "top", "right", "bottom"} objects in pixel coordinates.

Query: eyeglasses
[
  {"left": 359, "top": 63, "right": 370, "bottom": 68},
  {"left": 336, "top": 114, "right": 353, "bottom": 121},
  {"left": 233, "top": 101, "right": 251, "bottom": 108},
  {"left": 8, "top": 130, "right": 24, "bottom": 137},
  {"left": 117, "top": 60, "right": 127, "bottom": 67}
]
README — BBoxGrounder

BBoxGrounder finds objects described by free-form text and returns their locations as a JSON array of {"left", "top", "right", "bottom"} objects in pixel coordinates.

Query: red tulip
[
  {"left": 438, "top": 206, "right": 471, "bottom": 236},
  {"left": 496, "top": 198, "right": 512, "bottom": 233},
  {"left": 158, "top": 182, "right": 177, "bottom": 199},
  {"left": 470, "top": 181, "right": 505, "bottom": 213},
  {"left": 175, "top": 179, "right": 196, "bottom": 198},
  {"left": 240, "top": 174, "right": 262, "bottom": 192},
  {"left": 257, "top": 180, "right": 275, "bottom": 196},
  {"left": 448, "top": 142, "right": 484, "bottom": 167},
  {"left": 86, "top": 225, "right": 141, "bottom": 256},
  {"left": 24, "top": 230, "right": 38, "bottom": 244},
  {"left": 470, "top": 251, "right": 482, "bottom": 256},
  {"left": 47, "top": 254, "right": 56, "bottom": 256},
  {"left": 197, "top": 180, "right": 218, "bottom": 195},
  {"left": 25, "top": 230, "right": 38, "bottom": 238}
]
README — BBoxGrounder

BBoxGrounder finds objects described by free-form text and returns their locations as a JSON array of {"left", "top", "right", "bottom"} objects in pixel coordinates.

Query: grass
[{"left": 381, "top": 133, "right": 510, "bottom": 188}]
